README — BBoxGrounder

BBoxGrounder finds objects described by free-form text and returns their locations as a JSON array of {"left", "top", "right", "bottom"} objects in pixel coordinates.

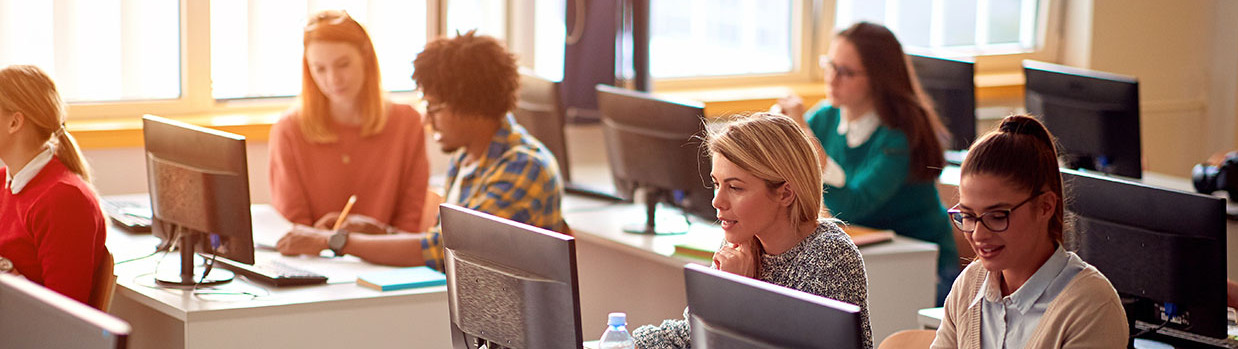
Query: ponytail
[
  {"left": 0, "top": 65, "right": 94, "bottom": 183},
  {"left": 962, "top": 114, "right": 1066, "bottom": 243},
  {"left": 54, "top": 127, "right": 92, "bottom": 183}
]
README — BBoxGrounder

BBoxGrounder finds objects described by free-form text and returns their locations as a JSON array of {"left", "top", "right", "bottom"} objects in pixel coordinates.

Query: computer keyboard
[
  {"left": 103, "top": 199, "right": 153, "bottom": 233},
  {"left": 213, "top": 257, "right": 329, "bottom": 287}
]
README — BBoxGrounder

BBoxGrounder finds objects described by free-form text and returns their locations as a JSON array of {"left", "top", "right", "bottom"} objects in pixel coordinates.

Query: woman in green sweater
[{"left": 777, "top": 21, "right": 958, "bottom": 305}]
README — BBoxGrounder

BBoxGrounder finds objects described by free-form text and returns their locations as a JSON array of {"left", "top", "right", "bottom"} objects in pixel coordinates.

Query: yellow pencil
[{"left": 332, "top": 195, "right": 358, "bottom": 231}]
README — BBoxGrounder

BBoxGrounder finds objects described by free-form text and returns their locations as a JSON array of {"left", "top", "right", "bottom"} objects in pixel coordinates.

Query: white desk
[
  {"left": 104, "top": 201, "right": 452, "bottom": 349},
  {"left": 563, "top": 195, "right": 939, "bottom": 346}
]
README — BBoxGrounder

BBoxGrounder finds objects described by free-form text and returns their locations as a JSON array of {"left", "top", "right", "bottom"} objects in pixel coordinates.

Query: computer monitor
[
  {"left": 0, "top": 273, "right": 131, "bottom": 348},
  {"left": 684, "top": 264, "right": 864, "bottom": 349},
  {"left": 909, "top": 54, "right": 976, "bottom": 151},
  {"left": 143, "top": 115, "right": 253, "bottom": 286},
  {"left": 439, "top": 204, "right": 584, "bottom": 349},
  {"left": 514, "top": 68, "right": 572, "bottom": 183},
  {"left": 1064, "top": 169, "right": 1227, "bottom": 344},
  {"left": 1024, "top": 60, "right": 1142, "bottom": 179},
  {"left": 596, "top": 84, "right": 714, "bottom": 234}
]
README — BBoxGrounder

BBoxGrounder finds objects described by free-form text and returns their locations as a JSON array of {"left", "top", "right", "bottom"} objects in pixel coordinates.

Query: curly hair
[{"left": 412, "top": 30, "right": 518, "bottom": 120}]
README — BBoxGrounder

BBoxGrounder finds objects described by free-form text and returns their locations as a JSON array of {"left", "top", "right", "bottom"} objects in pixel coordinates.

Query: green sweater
[{"left": 806, "top": 103, "right": 958, "bottom": 268}]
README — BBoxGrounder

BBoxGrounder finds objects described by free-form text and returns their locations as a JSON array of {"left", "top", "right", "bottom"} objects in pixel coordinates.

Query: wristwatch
[
  {"left": 0, "top": 256, "right": 13, "bottom": 274},
  {"left": 327, "top": 230, "right": 349, "bottom": 257}
]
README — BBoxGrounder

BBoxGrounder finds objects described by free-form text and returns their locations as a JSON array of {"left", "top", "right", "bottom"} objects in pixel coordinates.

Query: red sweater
[
  {"left": 0, "top": 157, "right": 106, "bottom": 303},
  {"left": 269, "top": 103, "right": 430, "bottom": 232}
]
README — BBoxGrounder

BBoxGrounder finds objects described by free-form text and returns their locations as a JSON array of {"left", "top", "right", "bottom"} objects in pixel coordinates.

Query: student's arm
[
  {"left": 31, "top": 184, "right": 103, "bottom": 304},
  {"left": 268, "top": 116, "right": 316, "bottom": 226},
  {"left": 821, "top": 131, "right": 912, "bottom": 220},
  {"left": 929, "top": 269, "right": 966, "bottom": 349},
  {"left": 275, "top": 224, "right": 430, "bottom": 267},
  {"left": 390, "top": 106, "right": 431, "bottom": 233}
]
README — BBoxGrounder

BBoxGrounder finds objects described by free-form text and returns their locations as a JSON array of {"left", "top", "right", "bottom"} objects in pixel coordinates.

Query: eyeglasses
[
  {"left": 819, "top": 55, "right": 864, "bottom": 80},
  {"left": 947, "top": 192, "right": 1044, "bottom": 233}
]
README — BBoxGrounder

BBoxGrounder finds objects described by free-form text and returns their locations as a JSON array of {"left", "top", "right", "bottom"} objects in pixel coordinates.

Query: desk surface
[{"left": 104, "top": 196, "right": 451, "bottom": 349}]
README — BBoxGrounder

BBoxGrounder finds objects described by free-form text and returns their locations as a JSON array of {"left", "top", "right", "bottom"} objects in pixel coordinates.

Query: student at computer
[
  {"left": 775, "top": 21, "right": 958, "bottom": 305},
  {"left": 268, "top": 10, "right": 430, "bottom": 233},
  {"left": 0, "top": 65, "right": 106, "bottom": 304},
  {"left": 276, "top": 31, "right": 565, "bottom": 269},
  {"left": 632, "top": 113, "right": 872, "bottom": 349},
  {"left": 931, "top": 115, "right": 1127, "bottom": 348}
]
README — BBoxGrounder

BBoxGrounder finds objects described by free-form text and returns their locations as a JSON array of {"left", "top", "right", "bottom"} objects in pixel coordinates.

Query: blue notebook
[{"left": 356, "top": 266, "right": 447, "bottom": 291}]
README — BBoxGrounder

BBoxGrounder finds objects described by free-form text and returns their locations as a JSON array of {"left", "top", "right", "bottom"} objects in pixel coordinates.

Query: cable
[{"left": 565, "top": 0, "right": 586, "bottom": 45}]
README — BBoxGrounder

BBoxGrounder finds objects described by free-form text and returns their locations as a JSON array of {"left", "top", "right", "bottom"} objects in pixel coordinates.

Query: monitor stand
[
  {"left": 155, "top": 229, "right": 234, "bottom": 287},
  {"left": 622, "top": 188, "right": 689, "bottom": 235}
]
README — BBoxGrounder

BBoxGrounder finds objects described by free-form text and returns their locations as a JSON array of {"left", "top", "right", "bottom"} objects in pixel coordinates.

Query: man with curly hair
[{"left": 276, "top": 31, "right": 565, "bottom": 269}]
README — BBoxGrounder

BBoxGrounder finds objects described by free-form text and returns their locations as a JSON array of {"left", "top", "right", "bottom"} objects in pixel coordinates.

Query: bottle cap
[{"left": 607, "top": 312, "right": 626, "bottom": 326}]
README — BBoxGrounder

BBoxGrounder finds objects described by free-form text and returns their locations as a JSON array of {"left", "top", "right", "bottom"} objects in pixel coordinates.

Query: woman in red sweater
[
  {"left": 269, "top": 10, "right": 431, "bottom": 234},
  {"left": 0, "top": 65, "right": 106, "bottom": 304}
]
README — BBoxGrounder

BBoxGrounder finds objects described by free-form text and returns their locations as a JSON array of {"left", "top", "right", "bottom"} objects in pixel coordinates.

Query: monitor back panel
[
  {"left": 0, "top": 274, "right": 130, "bottom": 349},
  {"left": 685, "top": 264, "right": 863, "bottom": 349}
]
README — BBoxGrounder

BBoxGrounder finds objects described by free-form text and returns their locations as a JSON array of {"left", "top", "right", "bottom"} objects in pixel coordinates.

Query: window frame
[{"left": 60, "top": 0, "right": 1061, "bottom": 120}]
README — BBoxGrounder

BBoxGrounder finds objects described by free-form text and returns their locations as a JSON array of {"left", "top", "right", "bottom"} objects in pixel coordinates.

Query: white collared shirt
[
  {"left": 976, "top": 246, "right": 1086, "bottom": 349},
  {"left": 823, "top": 109, "right": 880, "bottom": 187},
  {"left": 5, "top": 146, "right": 55, "bottom": 195}
]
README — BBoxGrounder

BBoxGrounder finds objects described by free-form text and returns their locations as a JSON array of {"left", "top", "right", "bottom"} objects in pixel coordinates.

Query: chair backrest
[
  {"left": 878, "top": 329, "right": 937, "bottom": 349},
  {"left": 513, "top": 68, "right": 571, "bottom": 182},
  {"left": 88, "top": 250, "right": 116, "bottom": 312}
]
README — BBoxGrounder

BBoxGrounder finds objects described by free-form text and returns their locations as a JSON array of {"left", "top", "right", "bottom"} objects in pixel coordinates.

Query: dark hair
[
  {"left": 411, "top": 30, "right": 519, "bottom": 120},
  {"left": 961, "top": 114, "right": 1066, "bottom": 243},
  {"left": 836, "top": 22, "right": 948, "bottom": 182}
]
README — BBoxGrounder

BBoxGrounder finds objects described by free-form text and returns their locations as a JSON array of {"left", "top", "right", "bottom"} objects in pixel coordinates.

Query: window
[
  {"left": 0, "top": 0, "right": 179, "bottom": 103},
  {"left": 649, "top": 0, "right": 796, "bottom": 79},
  {"left": 210, "top": 0, "right": 425, "bottom": 100},
  {"left": 445, "top": 0, "right": 505, "bottom": 40},
  {"left": 835, "top": 0, "right": 1044, "bottom": 56}
]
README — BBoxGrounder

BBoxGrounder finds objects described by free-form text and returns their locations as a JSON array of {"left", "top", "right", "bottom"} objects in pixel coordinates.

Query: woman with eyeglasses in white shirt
[{"left": 931, "top": 114, "right": 1127, "bottom": 349}]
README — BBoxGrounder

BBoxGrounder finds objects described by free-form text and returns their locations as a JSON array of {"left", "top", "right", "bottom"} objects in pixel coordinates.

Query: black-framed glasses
[
  {"left": 818, "top": 55, "right": 864, "bottom": 80},
  {"left": 947, "top": 191, "right": 1044, "bottom": 233}
]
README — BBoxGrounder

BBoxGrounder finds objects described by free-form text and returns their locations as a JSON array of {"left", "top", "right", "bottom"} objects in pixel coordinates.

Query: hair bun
[{"left": 998, "top": 114, "right": 1054, "bottom": 146}]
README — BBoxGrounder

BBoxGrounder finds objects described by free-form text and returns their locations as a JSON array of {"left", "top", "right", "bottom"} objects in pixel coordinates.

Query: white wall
[{"left": 1058, "top": 0, "right": 1235, "bottom": 177}]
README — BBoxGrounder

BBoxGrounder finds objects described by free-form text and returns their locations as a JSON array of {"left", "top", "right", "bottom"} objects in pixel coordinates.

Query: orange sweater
[{"left": 269, "top": 103, "right": 430, "bottom": 232}]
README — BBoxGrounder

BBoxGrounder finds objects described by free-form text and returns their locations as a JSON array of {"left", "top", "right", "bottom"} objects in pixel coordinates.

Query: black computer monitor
[
  {"left": 143, "top": 115, "right": 254, "bottom": 287},
  {"left": 596, "top": 84, "right": 714, "bottom": 234},
  {"left": 439, "top": 204, "right": 584, "bottom": 349},
  {"left": 0, "top": 274, "right": 130, "bottom": 348},
  {"left": 1024, "top": 60, "right": 1142, "bottom": 179},
  {"left": 684, "top": 264, "right": 864, "bottom": 348},
  {"left": 1064, "top": 169, "right": 1227, "bottom": 344},
  {"left": 909, "top": 54, "right": 976, "bottom": 151}
]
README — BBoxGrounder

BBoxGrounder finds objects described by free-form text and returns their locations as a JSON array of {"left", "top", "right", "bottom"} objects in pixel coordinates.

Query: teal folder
[{"left": 356, "top": 266, "right": 447, "bottom": 291}]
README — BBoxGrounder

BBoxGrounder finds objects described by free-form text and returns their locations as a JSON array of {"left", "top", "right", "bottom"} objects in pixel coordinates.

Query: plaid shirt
[{"left": 420, "top": 114, "right": 565, "bottom": 270}]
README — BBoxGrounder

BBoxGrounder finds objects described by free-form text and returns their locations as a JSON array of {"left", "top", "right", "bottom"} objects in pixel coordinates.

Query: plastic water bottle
[{"left": 599, "top": 312, "right": 635, "bottom": 349}]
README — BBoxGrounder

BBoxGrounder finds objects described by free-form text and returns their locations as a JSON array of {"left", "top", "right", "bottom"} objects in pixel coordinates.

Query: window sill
[{"left": 70, "top": 111, "right": 283, "bottom": 149}]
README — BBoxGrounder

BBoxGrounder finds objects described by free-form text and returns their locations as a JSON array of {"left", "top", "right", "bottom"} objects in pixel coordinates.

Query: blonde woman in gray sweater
[
  {"left": 632, "top": 113, "right": 872, "bottom": 349},
  {"left": 932, "top": 115, "right": 1127, "bottom": 348}
]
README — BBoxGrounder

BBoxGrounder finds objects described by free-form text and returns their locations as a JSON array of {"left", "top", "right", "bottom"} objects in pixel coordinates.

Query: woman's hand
[
  {"left": 314, "top": 213, "right": 390, "bottom": 234},
  {"left": 773, "top": 94, "right": 807, "bottom": 127},
  {"left": 713, "top": 238, "right": 759, "bottom": 278},
  {"left": 275, "top": 225, "right": 331, "bottom": 256}
]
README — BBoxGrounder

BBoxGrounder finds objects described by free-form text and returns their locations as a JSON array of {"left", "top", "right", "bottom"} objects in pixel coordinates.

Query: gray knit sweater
[{"left": 632, "top": 220, "right": 873, "bottom": 349}]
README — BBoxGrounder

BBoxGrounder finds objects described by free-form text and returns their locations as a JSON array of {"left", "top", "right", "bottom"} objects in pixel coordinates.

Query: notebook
[{"left": 356, "top": 266, "right": 447, "bottom": 291}]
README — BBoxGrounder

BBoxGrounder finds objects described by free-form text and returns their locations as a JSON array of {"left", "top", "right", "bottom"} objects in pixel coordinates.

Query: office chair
[
  {"left": 878, "top": 329, "right": 937, "bottom": 349},
  {"left": 88, "top": 250, "right": 116, "bottom": 312}
]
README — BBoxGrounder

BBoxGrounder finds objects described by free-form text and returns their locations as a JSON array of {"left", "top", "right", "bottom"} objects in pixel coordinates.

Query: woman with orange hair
[
  {"left": 0, "top": 65, "right": 106, "bottom": 304},
  {"left": 269, "top": 10, "right": 430, "bottom": 236}
]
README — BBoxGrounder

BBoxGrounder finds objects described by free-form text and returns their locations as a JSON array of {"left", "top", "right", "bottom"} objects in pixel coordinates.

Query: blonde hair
[
  {"left": 705, "top": 113, "right": 824, "bottom": 224},
  {"left": 299, "top": 10, "right": 386, "bottom": 143},
  {"left": 0, "top": 65, "right": 92, "bottom": 182}
]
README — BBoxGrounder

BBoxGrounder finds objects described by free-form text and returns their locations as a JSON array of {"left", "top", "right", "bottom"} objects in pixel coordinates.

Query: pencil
[{"left": 332, "top": 195, "right": 358, "bottom": 231}]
